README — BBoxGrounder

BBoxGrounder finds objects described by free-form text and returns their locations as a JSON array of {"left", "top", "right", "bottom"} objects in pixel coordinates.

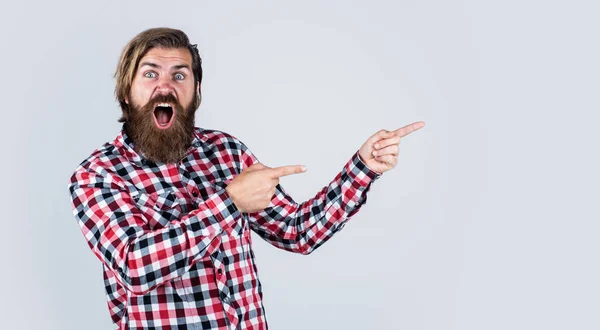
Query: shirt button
[
  {"left": 217, "top": 268, "right": 222, "bottom": 275},
  {"left": 220, "top": 292, "right": 228, "bottom": 301},
  {"left": 192, "top": 190, "right": 198, "bottom": 197}
]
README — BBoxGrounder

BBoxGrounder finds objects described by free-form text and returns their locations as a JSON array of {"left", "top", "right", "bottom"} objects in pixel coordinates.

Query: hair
[{"left": 114, "top": 27, "right": 203, "bottom": 123}]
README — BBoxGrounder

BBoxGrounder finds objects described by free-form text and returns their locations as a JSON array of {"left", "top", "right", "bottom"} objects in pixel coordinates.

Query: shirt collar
[{"left": 115, "top": 124, "right": 205, "bottom": 166}]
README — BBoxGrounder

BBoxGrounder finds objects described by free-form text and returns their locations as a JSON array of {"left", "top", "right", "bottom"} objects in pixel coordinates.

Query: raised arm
[
  {"left": 224, "top": 138, "right": 380, "bottom": 255},
  {"left": 227, "top": 122, "right": 425, "bottom": 255}
]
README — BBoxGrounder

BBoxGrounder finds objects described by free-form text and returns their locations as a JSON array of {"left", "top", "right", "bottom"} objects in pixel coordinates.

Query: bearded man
[{"left": 68, "top": 27, "right": 425, "bottom": 330}]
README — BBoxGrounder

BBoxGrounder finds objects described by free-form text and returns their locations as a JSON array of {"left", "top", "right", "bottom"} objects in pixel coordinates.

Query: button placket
[
  {"left": 210, "top": 252, "right": 228, "bottom": 297},
  {"left": 210, "top": 251, "right": 238, "bottom": 327},
  {"left": 178, "top": 163, "right": 200, "bottom": 202}
]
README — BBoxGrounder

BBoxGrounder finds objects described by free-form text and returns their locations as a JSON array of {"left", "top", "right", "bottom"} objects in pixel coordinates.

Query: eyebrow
[{"left": 139, "top": 62, "right": 191, "bottom": 71}]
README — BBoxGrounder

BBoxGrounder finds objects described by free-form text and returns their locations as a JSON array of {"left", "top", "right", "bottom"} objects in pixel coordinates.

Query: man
[{"left": 68, "top": 27, "right": 425, "bottom": 330}]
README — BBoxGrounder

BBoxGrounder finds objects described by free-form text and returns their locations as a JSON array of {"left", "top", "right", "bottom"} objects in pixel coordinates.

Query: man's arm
[
  {"left": 236, "top": 141, "right": 381, "bottom": 255},
  {"left": 226, "top": 122, "right": 425, "bottom": 254},
  {"left": 68, "top": 165, "right": 241, "bottom": 295}
]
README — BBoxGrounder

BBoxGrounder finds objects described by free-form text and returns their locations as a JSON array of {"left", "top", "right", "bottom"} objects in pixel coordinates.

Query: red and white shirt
[{"left": 68, "top": 126, "right": 381, "bottom": 329}]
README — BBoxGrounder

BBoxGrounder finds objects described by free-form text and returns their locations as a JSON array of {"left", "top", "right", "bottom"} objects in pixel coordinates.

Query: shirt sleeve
[
  {"left": 237, "top": 141, "right": 382, "bottom": 255},
  {"left": 68, "top": 164, "right": 241, "bottom": 295}
]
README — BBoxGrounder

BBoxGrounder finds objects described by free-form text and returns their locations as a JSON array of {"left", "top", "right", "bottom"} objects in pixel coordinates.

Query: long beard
[{"left": 125, "top": 94, "right": 197, "bottom": 164}]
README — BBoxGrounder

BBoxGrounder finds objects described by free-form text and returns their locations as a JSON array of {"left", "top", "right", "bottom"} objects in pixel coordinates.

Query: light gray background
[{"left": 1, "top": 0, "right": 598, "bottom": 329}]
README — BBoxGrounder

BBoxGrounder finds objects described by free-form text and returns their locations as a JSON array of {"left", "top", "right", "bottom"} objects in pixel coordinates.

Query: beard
[{"left": 124, "top": 93, "right": 198, "bottom": 164}]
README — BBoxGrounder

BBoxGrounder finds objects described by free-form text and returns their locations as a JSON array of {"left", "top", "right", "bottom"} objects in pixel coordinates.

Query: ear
[
  {"left": 195, "top": 83, "right": 202, "bottom": 108},
  {"left": 124, "top": 97, "right": 129, "bottom": 105}
]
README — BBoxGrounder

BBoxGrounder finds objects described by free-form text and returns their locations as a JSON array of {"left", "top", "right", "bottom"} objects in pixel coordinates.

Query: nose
[{"left": 155, "top": 75, "right": 175, "bottom": 96}]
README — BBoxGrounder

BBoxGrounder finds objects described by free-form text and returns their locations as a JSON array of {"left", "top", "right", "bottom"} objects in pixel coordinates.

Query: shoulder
[
  {"left": 195, "top": 127, "right": 248, "bottom": 151},
  {"left": 68, "top": 138, "right": 126, "bottom": 187},
  {"left": 74, "top": 142, "right": 118, "bottom": 171},
  {"left": 194, "top": 127, "right": 258, "bottom": 167}
]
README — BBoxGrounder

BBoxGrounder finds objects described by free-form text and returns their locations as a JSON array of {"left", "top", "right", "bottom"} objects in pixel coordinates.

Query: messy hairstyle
[{"left": 114, "top": 27, "right": 203, "bottom": 122}]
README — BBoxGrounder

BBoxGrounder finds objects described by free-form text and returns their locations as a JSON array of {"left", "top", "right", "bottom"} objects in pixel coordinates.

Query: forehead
[{"left": 138, "top": 47, "right": 192, "bottom": 68}]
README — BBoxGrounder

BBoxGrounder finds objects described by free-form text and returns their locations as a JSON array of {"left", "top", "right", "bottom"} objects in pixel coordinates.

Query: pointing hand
[
  {"left": 358, "top": 121, "right": 425, "bottom": 174},
  {"left": 225, "top": 163, "right": 307, "bottom": 213}
]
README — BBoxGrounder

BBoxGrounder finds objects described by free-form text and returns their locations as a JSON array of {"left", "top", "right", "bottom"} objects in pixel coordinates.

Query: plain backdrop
[{"left": 1, "top": 0, "right": 599, "bottom": 329}]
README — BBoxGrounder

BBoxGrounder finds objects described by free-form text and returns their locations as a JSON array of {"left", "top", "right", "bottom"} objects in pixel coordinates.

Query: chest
[{"left": 123, "top": 156, "right": 240, "bottom": 230}]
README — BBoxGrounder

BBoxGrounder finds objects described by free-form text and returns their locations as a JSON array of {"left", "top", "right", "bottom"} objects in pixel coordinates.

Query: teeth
[{"left": 156, "top": 103, "right": 172, "bottom": 108}]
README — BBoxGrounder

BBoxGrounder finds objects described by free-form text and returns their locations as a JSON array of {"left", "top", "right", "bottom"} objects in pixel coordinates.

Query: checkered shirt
[{"left": 68, "top": 125, "right": 381, "bottom": 329}]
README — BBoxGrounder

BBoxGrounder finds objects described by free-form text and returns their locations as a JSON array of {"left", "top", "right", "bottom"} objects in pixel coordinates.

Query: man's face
[{"left": 124, "top": 47, "right": 200, "bottom": 164}]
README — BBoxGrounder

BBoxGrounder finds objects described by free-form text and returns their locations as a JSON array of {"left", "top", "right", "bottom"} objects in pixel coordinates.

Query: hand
[
  {"left": 358, "top": 121, "right": 425, "bottom": 174},
  {"left": 225, "top": 163, "right": 307, "bottom": 213}
]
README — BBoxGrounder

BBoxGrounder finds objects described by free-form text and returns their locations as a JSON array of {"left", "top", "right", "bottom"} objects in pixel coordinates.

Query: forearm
[
  {"left": 116, "top": 189, "right": 238, "bottom": 293},
  {"left": 248, "top": 150, "right": 381, "bottom": 254},
  {"left": 70, "top": 173, "right": 240, "bottom": 295}
]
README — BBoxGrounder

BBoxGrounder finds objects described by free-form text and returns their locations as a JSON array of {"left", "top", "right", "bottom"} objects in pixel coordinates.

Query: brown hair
[{"left": 114, "top": 27, "right": 203, "bottom": 123}]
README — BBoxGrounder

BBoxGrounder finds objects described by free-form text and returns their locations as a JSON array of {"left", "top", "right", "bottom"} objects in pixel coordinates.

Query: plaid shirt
[{"left": 68, "top": 125, "right": 381, "bottom": 329}]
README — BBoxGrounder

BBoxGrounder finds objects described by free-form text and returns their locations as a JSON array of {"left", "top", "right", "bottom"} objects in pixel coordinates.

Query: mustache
[{"left": 143, "top": 94, "right": 182, "bottom": 110}]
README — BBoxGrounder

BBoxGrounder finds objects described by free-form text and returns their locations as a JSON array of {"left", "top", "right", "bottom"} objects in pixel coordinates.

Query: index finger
[
  {"left": 266, "top": 165, "right": 307, "bottom": 178},
  {"left": 393, "top": 121, "right": 426, "bottom": 138}
]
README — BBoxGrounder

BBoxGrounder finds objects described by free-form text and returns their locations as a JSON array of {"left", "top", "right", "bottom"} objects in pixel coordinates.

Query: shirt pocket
[{"left": 132, "top": 191, "right": 183, "bottom": 229}]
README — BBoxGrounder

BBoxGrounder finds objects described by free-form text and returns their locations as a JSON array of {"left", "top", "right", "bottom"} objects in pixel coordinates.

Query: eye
[
  {"left": 174, "top": 73, "right": 185, "bottom": 81},
  {"left": 144, "top": 71, "right": 157, "bottom": 78}
]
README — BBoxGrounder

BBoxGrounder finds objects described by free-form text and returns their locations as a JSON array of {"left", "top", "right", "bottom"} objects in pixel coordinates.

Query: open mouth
[{"left": 153, "top": 103, "right": 175, "bottom": 129}]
